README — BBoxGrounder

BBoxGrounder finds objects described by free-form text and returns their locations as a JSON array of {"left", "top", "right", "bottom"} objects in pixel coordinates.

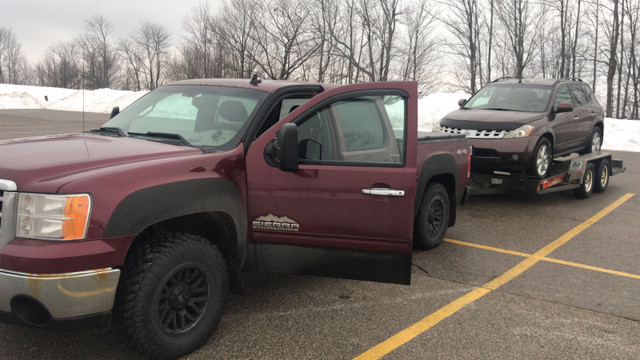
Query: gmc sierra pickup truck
[{"left": 0, "top": 79, "right": 469, "bottom": 359}]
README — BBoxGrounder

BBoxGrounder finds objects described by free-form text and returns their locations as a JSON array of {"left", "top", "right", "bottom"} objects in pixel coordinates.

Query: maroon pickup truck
[{"left": 0, "top": 79, "right": 469, "bottom": 359}]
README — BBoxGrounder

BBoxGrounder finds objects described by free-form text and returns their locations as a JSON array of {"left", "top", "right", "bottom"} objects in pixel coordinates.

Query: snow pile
[
  {"left": 0, "top": 84, "right": 638, "bottom": 152},
  {"left": 417, "top": 93, "right": 469, "bottom": 130},
  {"left": 0, "top": 84, "right": 147, "bottom": 113}
]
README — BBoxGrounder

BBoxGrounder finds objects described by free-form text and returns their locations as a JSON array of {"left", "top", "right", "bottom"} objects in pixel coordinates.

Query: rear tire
[
  {"left": 113, "top": 231, "right": 229, "bottom": 360},
  {"left": 529, "top": 138, "right": 552, "bottom": 178},
  {"left": 581, "top": 126, "right": 603, "bottom": 155},
  {"left": 594, "top": 159, "right": 610, "bottom": 193},
  {"left": 573, "top": 163, "right": 595, "bottom": 199},
  {"left": 414, "top": 183, "right": 450, "bottom": 249}
]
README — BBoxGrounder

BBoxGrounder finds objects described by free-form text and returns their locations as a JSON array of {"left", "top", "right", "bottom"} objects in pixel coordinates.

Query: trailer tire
[
  {"left": 573, "top": 163, "right": 595, "bottom": 199},
  {"left": 594, "top": 159, "right": 610, "bottom": 193},
  {"left": 113, "top": 232, "right": 229, "bottom": 360},
  {"left": 415, "top": 183, "right": 450, "bottom": 249}
]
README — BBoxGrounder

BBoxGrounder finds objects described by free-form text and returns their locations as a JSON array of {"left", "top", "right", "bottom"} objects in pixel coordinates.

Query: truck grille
[{"left": 441, "top": 126, "right": 508, "bottom": 139}]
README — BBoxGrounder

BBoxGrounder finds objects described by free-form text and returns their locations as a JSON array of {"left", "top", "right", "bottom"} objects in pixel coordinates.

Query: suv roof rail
[
  {"left": 491, "top": 76, "right": 522, "bottom": 83},
  {"left": 553, "top": 78, "right": 584, "bottom": 85}
]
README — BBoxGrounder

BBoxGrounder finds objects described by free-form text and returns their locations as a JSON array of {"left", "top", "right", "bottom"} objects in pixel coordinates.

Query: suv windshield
[
  {"left": 464, "top": 85, "right": 552, "bottom": 113},
  {"left": 101, "top": 85, "right": 268, "bottom": 149}
]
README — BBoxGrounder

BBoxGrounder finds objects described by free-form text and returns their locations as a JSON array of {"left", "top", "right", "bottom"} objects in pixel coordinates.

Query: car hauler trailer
[{"left": 468, "top": 152, "right": 625, "bottom": 199}]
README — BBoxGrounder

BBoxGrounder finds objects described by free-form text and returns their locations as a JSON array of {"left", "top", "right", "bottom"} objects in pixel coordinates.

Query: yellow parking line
[
  {"left": 445, "top": 239, "right": 640, "bottom": 281},
  {"left": 353, "top": 193, "right": 634, "bottom": 360}
]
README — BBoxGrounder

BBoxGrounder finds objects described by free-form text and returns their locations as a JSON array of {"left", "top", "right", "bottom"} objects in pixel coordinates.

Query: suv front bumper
[{"left": 0, "top": 268, "right": 120, "bottom": 327}]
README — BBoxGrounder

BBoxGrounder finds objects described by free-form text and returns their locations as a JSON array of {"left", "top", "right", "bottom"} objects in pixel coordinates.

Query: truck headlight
[
  {"left": 432, "top": 123, "right": 442, "bottom": 132},
  {"left": 503, "top": 125, "right": 534, "bottom": 138},
  {"left": 16, "top": 193, "right": 91, "bottom": 240}
]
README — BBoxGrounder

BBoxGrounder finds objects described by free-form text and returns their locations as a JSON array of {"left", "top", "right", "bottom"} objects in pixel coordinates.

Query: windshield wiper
[
  {"left": 128, "top": 131, "right": 193, "bottom": 147},
  {"left": 479, "top": 107, "right": 513, "bottom": 111},
  {"left": 90, "top": 127, "right": 126, "bottom": 136}
]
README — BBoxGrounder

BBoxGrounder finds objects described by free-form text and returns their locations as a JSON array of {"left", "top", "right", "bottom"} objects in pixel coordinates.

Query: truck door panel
[{"left": 245, "top": 82, "right": 418, "bottom": 284}]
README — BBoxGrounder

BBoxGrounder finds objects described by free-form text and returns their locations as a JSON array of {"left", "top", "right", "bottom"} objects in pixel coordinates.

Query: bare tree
[
  {"left": 0, "top": 27, "right": 30, "bottom": 84},
  {"left": 78, "top": 15, "right": 119, "bottom": 89},
  {"left": 214, "top": 0, "right": 260, "bottom": 78},
  {"left": 180, "top": 2, "right": 217, "bottom": 78},
  {"left": 246, "top": 0, "right": 317, "bottom": 80},
  {"left": 121, "top": 21, "right": 171, "bottom": 90},
  {"left": 440, "top": 0, "right": 483, "bottom": 92},
  {"left": 400, "top": 0, "right": 440, "bottom": 95},
  {"left": 495, "top": 0, "right": 542, "bottom": 77},
  {"left": 35, "top": 41, "right": 81, "bottom": 88},
  {"left": 602, "top": 0, "right": 620, "bottom": 117}
]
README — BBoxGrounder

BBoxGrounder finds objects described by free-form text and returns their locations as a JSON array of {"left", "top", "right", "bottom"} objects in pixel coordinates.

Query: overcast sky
[{"left": 0, "top": 0, "right": 218, "bottom": 62}]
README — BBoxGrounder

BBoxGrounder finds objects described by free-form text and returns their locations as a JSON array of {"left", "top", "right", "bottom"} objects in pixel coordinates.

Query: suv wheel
[
  {"left": 581, "top": 126, "right": 603, "bottom": 154},
  {"left": 529, "top": 138, "right": 552, "bottom": 178}
]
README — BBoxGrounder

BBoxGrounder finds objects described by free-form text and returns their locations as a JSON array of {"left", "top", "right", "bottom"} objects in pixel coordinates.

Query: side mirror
[
  {"left": 458, "top": 99, "right": 467, "bottom": 107},
  {"left": 264, "top": 123, "right": 299, "bottom": 172},
  {"left": 556, "top": 102, "right": 573, "bottom": 113},
  {"left": 110, "top": 106, "right": 120, "bottom": 119}
]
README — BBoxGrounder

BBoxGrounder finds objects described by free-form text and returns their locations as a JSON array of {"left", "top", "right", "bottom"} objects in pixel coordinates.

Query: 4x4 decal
[{"left": 252, "top": 214, "right": 300, "bottom": 232}]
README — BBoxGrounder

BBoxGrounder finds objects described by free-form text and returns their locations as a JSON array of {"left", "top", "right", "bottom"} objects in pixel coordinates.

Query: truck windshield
[
  {"left": 463, "top": 85, "right": 552, "bottom": 113},
  {"left": 102, "top": 85, "right": 268, "bottom": 149}
]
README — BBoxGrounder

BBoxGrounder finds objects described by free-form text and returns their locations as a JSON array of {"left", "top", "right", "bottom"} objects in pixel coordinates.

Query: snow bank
[
  {"left": 0, "top": 84, "right": 147, "bottom": 113},
  {"left": 0, "top": 84, "right": 638, "bottom": 152}
]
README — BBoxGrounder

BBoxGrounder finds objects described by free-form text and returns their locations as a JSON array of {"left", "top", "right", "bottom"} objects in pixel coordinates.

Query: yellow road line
[{"left": 354, "top": 193, "right": 635, "bottom": 360}]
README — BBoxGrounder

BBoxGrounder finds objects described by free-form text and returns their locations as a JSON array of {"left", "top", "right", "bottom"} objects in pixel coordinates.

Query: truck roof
[{"left": 168, "top": 78, "right": 336, "bottom": 93}]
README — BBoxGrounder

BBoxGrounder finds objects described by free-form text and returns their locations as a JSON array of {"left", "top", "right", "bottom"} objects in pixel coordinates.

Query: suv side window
[
  {"left": 570, "top": 84, "right": 588, "bottom": 106},
  {"left": 554, "top": 85, "right": 574, "bottom": 110},
  {"left": 296, "top": 95, "right": 404, "bottom": 165},
  {"left": 580, "top": 84, "right": 594, "bottom": 103}
]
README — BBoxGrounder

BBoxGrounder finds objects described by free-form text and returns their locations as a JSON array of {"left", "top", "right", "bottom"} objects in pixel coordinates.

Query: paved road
[{"left": 0, "top": 110, "right": 639, "bottom": 359}]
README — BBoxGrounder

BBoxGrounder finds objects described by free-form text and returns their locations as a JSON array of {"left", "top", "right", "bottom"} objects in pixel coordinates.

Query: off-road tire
[
  {"left": 414, "top": 183, "right": 450, "bottom": 250},
  {"left": 573, "top": 163, "right": 595, "bottom": 199},
  {"left": 594, "top": 159, "right": 610, "bottom": 193},
  {"left": 113, "top": 231, "right": 229, "bottom": 360},
  {"left": 529, "top": 138, "right": 552, "bottom": 178}
]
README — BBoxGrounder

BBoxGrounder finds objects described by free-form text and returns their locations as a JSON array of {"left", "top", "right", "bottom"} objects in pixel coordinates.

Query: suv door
[
  {"left": 245, "top": 82, "right": 417, "bottom": 285},
  {"left": 551, "top": 84, "right": 578, "bottom": 154},
  {"left": 569, "top": 84, "right": 594, "bottom": 145}
]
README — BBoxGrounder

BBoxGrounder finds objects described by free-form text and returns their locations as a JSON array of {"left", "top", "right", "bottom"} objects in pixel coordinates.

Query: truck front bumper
[{"left": 0, "top": 268, "right": 120, "bottom": 327}]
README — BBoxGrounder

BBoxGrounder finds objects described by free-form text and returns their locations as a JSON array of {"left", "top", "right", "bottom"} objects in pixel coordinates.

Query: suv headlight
[
  {"left": 16, "top": 193, "right": 91, "bottom": 240},
  {"left": 432, "top": 123, "right": 442, "bottom": 132},
  {"left": 503, "top": 125, "right": 534, "bottom": 138}
]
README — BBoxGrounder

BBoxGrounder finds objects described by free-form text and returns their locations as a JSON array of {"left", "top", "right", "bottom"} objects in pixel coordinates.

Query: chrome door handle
[{"left": 362, "top": 188, "right": 406, "bottom": 197}]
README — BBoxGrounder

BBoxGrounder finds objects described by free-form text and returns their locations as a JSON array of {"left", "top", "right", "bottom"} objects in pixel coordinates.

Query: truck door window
[{"left": 296, "top": 95, "right": 405, "bottom": 166}]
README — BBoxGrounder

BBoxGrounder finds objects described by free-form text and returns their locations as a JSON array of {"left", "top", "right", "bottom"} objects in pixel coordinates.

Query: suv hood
[
  {"left": 441, "top": 108, "right": 544, "bottom": 131},
  {"left": 0, "top": 133, "right": 203, "bottom": 192}
]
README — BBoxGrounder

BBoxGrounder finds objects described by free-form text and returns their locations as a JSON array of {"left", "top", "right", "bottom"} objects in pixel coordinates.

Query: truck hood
[
  {"left": 441, "top": 108, "right": 544, "bottom": 131},
  {"left": 0, "top": 133, "right": 204, "bottom": 192}
]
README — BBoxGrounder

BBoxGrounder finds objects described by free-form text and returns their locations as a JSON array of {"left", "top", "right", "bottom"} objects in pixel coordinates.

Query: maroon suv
[{"left": 435, "top": 78, "right": 604, "bottom": 178}]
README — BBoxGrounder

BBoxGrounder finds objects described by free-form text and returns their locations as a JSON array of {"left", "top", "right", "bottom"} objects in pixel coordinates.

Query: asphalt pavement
[{"left": 0, "top": 109, "right": 638, "bottom": 359}]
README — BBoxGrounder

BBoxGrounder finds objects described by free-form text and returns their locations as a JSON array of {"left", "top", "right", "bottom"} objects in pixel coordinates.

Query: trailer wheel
[
  {"left": 114, "top": 232, "right": 229, "bottom": 360},
  {"left": 594, "top": 159, "right": 610, "bottom": 193},
  {"left": 529, "top": 138, "right": 552, "bottom": 178},
  {"left": 573, "top": 163, "right": 595, "bottom": 199},
  {"left": 415, "top": 183, "right": 450, "bottom": 249}
]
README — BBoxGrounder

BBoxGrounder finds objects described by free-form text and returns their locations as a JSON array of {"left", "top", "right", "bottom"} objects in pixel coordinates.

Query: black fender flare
[
  {"left": 415, "top": 154, "right": 458, "bottom": 227},
  {"left": 103, "top": 178, "right": 247, "bottom": 263}
]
